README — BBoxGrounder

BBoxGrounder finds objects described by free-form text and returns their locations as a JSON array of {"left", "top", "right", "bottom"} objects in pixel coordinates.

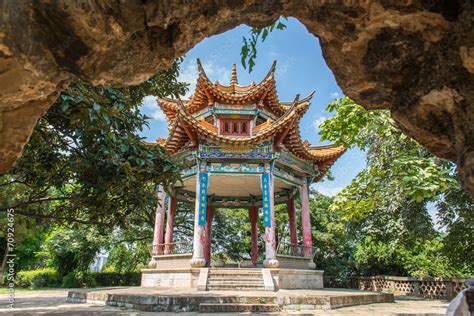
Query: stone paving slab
[{"left": 0, "top": 288, "right": 449, "bottom": 315}]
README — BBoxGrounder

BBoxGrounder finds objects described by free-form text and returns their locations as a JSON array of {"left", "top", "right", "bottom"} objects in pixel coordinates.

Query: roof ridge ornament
[
  {"left": 176, "top": 96, "right": 188, "bottom": 114},
  {"left": 264, "top": 60, "right": 277, "bottom": 81},
  {"left": 301, "top": 90, "right": 316, "bottom": 103},
  {"left": 196, "top": 58, "right": 211, "bottom": 82},
  {"left": 230, "top": 63, "right": 238, "bottom": 85}
]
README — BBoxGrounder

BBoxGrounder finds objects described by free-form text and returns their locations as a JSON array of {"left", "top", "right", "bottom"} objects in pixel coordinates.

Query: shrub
[
  {"left": 16, "top": 268, "right": 59, "bottom": 288},
  {"left": 61, "top": 271, "right": 96, "bottom": 288},
  {"left": 11, "top": 269, "right": 139, "bottom": 288},
  {"left": 93, "top": 272, "right": 141, "bottom": 286}
]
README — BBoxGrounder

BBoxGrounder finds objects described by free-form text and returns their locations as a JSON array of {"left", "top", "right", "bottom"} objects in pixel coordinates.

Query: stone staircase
[
  {"left": 199, "top": 302, "right": 279, "bottom": 313},
  {"left": 206, "top": 268, "right": 265, "bottom": 291},
  {"left": 198, "top": 293, "right": 279, "bottom": 313}
]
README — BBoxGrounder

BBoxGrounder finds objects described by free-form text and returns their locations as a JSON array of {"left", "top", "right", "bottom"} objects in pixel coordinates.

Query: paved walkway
[{"left": 0, "top": 288, "right": 449, "bottom": 315}]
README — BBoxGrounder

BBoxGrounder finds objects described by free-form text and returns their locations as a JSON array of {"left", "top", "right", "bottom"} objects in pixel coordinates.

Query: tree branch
[
  {"left": 1, "top": 208, "right": 97, "bottom": 225},
  {"left": 4, "top": 196, "right": 74, "bottom": 210}
]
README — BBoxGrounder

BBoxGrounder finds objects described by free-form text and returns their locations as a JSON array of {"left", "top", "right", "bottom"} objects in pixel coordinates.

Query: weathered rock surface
[{"left": 0, "top": 0, "right": 472, "bottom": 194}]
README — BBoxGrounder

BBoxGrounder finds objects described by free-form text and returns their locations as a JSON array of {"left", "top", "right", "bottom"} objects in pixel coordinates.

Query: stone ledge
[
  {"left": 262, "top": 269, "right": 275, "bottom": 291},
  {"left": 271, "top": 268, "right": 324, "bottom": 275},
  {"left": 67, "top": 287, "right": 394, "bottom": 312}
]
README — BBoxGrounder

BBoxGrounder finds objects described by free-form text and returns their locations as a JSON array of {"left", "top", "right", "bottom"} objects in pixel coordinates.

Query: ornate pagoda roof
[
  {"left": 159, "top": 59, "right": 290, "bottom": 122},
  {"left": 153, "top": 60, "right": 346, "bottom": 178}
]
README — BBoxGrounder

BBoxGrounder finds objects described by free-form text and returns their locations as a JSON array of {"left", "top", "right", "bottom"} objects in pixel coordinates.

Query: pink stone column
[
  {"left": 263, "top": 166, "right": 279, "bottom": 268},
  {"left": 204, "top": 204, "right": 213, "bottom": 264},
  {"left": 287, "top": 197, "right": 298, "bottom": 245},
  {"left": 164, "top": 195, "right": 177, "bottom": 254},
  {"left": 249, "top": 205, "right": 258, "bottom": 264},
  {"left": 300, "top": 178, "right": 315, "bottom": 268},
  {"left": 190, "top": 171, "right": 207, "bottom": 268},
  {"left": 152, "top": 186, "right": 166, "bottom": 255}
]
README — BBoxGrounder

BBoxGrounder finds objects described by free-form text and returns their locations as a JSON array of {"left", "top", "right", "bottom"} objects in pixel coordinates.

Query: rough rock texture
[{"left": 0, "top": 0, "right": 473, "bottom": 194}]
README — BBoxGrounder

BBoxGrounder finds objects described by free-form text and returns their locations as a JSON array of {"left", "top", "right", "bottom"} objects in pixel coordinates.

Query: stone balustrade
[{"left": 325, "top": 275, "right": 469, "bottom": 299}]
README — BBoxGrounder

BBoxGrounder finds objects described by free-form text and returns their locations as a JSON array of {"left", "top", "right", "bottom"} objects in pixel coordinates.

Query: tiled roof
[{"left": 147, "top": 61, "right": 346, "bottom": 179}]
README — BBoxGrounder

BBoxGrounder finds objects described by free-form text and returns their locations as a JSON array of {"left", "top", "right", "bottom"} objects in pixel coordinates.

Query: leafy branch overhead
[
  {"left": 0, "top": 59, "right": 188, "bottom": 227},
  {"left": 241, "top": 17, "right": 287, "bottom": 73},
  {"left": 318, "top": 97, "right": 457, "bottom": 212},
  {"left": 317, "top": 97, "right": 472, "bottom": 276}
]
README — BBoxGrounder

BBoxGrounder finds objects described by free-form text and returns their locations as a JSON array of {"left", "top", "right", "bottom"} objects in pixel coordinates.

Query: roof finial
[{"left": 230, "top": 63, "right": 238, "bottom": 85}]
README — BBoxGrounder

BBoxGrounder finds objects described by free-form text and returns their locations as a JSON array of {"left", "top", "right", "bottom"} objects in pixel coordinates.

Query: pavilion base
[
  {"left": 67, "top": 286, "right": 394, "bottom": 312},
  {"left": 141, "top": 267, "right": 324, "bottom": 290},
  {"left": 141, "top": 268, "right": 200, "bottom": 288},
  {"left": 271, "top": 268, "right": 324, "bottom": 289}
]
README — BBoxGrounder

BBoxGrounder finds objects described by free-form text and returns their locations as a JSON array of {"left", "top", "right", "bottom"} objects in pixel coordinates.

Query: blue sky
[{"left": 139, "top": 18, "right": 366, "bottom": 197}]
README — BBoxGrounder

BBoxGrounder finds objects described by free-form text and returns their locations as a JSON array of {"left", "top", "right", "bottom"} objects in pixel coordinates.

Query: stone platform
[
  {"left": 141, "top": 267, "right": 324, "bottom": 291},
  {"left": 67, "top": 286, "right": 394, "bottom": 313}
]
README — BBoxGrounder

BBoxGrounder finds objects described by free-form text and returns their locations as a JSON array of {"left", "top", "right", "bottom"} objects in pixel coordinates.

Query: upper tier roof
[
  {"left": 151, "top": 61, "right": 346, "bottom": 179},
  {"left": 159, "top": 59, "right": 296, "bottom": 122}
]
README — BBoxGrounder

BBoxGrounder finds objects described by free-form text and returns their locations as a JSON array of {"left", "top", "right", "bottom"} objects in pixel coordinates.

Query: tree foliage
[
  {"left": 308, "top": 192, "right": 353, "bottom": 280},
  {"left": 241, "top": 17, "right": 287, "bottom": 72},
  {"left": 0, "top": 59, "right": 187, "bottom": 227},
  {"left": 320, "top": 97, "right": 456, "bottom": 217},
  {"left": 40, "top": 225, "right": 108, "bottom": 277},
  {"left": 317, "top": 97, "right": 473, "bottom": 277}
]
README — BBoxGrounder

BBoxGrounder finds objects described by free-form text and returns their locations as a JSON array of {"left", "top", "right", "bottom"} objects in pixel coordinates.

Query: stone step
[
  {"left": 208, "top": 274, "right": 262, "bottom": 278},
  {"left": 208, "top": 271, "right": 262, "bottom": 276},
  {"left": 207, "top": 283, "right": 266, "bottom": 291},
  {"left": 219, "top": 296, "right": 276, "bottom": 304},
  {"left": 208, "top": 274, "right": 262, "bottom": 277},
  {"left": 199, "top": 303, "right": 280, "bottom": 313},
  {"left": 209, "top": 268, "right": 261, "bottom": 273},
  {"left": 207, "top": 279, "right": 264, "bottom": 285},
  {"left": 207, "top": 277, "right": 263, "bottom": 283}
]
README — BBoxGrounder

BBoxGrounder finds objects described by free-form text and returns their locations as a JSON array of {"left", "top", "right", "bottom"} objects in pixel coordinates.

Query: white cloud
[
  {"left": 141, "top": 61, "right": 232, "bottom": 121},
  {"left": 141, "top": 96, "right": 167, "bottom": 121},
  {"left": 312, "top": 116, "right": 327, "bottom": 130},
  {"left": 330, "top": 92, "right": 339, "bottom": 99},
  {"left": 150, "top": 108, "right": 167, "bottom": 121},
  {"left": 178, "top": 61, "right": 231, "bottom": 98},
  {"left": 268, "top": 50, "right": 278, "bottom": 60},
  {"left": 315, "top": 185, "right": 343, "bottom": 197},
  {"left": 178, "top": 63, "right": 199, "bottom": 98},
  {"left": 142, "top": 95, "right": 157, "bottom": 109}
]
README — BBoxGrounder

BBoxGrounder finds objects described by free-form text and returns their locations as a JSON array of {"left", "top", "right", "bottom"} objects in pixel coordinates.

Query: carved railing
[
  {"left": 324, "top": 275, "right": 470, "bottom": 300},
  {"left": 357, "top": 275, "right": 469, "bottom": 299},
  {"left": 149, "top": 242, "right": 193, "bottom": 256},
  {"left": 276, "top": 242, "right": 317, "bottom": 259}
]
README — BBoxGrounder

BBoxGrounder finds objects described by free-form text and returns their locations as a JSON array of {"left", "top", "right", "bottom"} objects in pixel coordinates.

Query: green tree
[
  {"left": 40, "top": 225, "right": 108, "bottom": 277},
  {"left": 308, "top": 191, "right": 354, "bottom": 281},
  {"left": 212, "top": 208, "right": 254, "bottom": 261},
  {"left": 0, "top": 59, "right": 188, "bottom": 279},
  {"left": 318, "top": 97, "right": 473, "bottom": 277},
  {"left": 0, "top": 59, "right": 187, "bottom": 227},
  {"left": 103, "top": 242, "right": 149, "bottom": 273},
  {"left": 435, "top": 184, "right": 474, "bottom": 273}
]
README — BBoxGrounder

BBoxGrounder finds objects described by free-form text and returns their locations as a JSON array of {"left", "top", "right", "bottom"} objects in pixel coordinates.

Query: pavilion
[{"left": 141, "top": 60, "right": 346, "bottom": 290}]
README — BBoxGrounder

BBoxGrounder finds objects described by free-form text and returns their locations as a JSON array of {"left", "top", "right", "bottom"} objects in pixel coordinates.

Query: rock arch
[{"left": 0, "top": 1, "right": 472, "bottom": 194}]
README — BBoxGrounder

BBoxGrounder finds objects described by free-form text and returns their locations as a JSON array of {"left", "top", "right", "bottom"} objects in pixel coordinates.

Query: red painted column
[
  {"left": 249, "top": 206, "right": 258, "bottom": 264},
  {"left": 204, "top": 204, "right": 213, "bottom": 264},
  {"left": 263, "top": 164, "right": 279, "bottom": 268},
  {"left": 152, "top": 186, "right": 166, "bottom": 255},
  {"left": 164, "top": 195, "right": 177, "bottom": 254},
  {"left": 287, "top": 197, "right": 298, "bottom": 245},
  {"left": 300, "top": 178, "right": 314, "bottom": 258}
]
